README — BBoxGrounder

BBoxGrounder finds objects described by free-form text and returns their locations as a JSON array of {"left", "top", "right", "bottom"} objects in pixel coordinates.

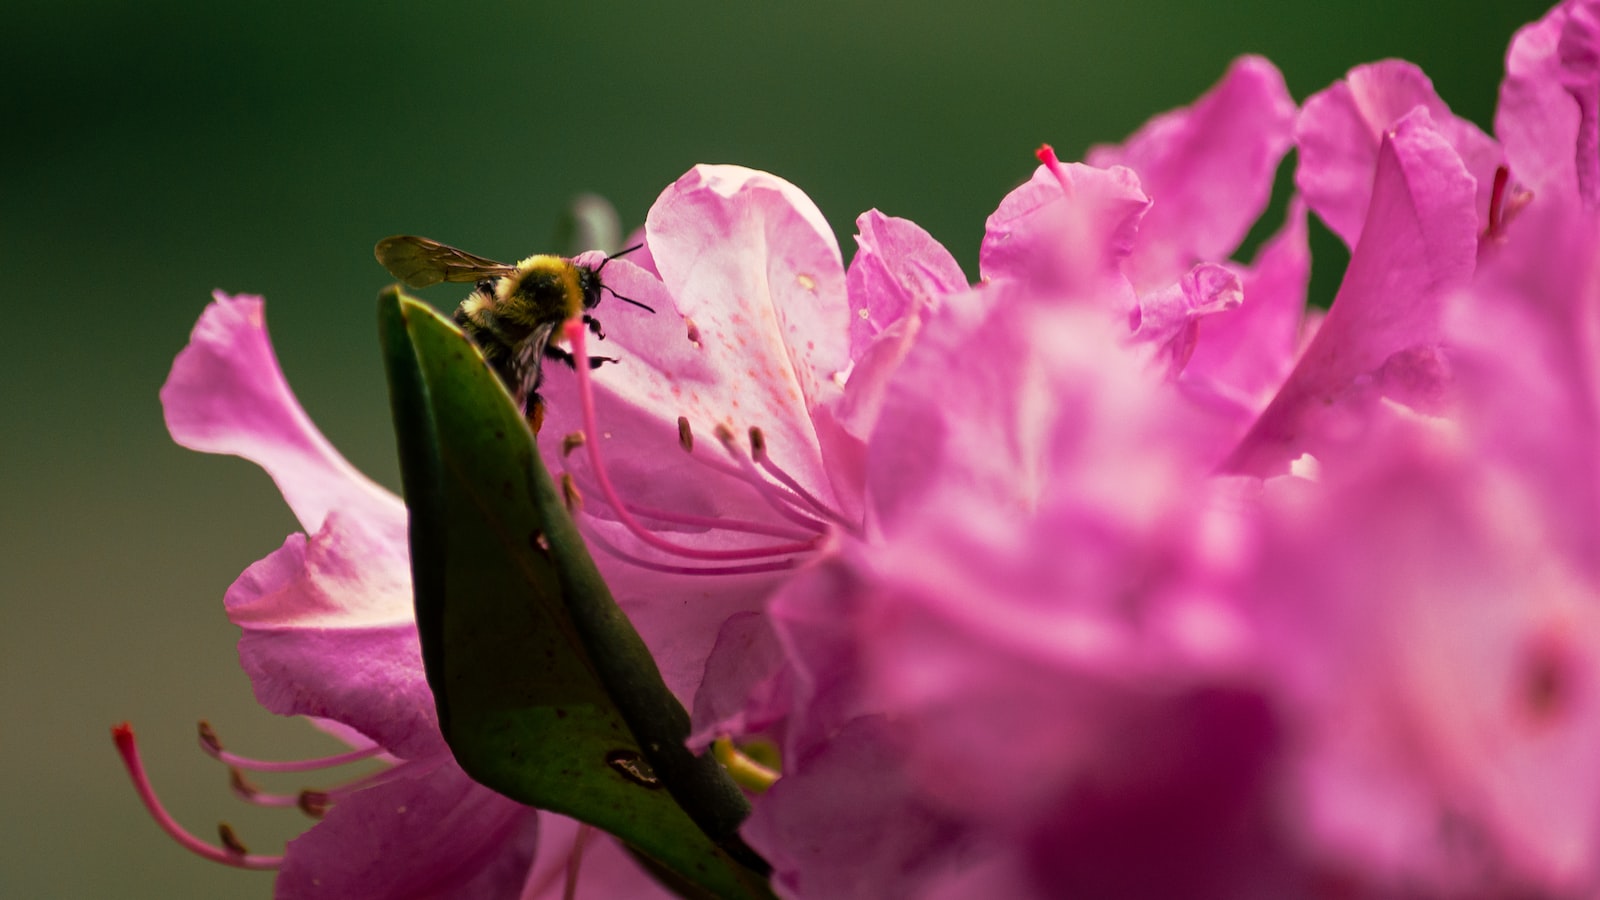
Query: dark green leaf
[{"left": 379, "top": 288, "right": 772, "bottom": 900}]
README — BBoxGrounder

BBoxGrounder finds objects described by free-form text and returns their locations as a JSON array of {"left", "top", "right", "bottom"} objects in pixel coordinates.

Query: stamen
[
  {"left": 678, "top": 416, "right": 694, "bottom": 452},
  {"left": 218, "top": 823, "right": 251, "bottom": 856},
  {"left": 579, "top": 521, "right": 805, "bottom": 576},
  {"left": 562, "top": 472, "right": 584, "bottom": 513},
  {"left": 298, "top": 790, "right": 331, "bottom": 819},
  {"left": 562, "top": 431, "right": 586, "bottom": 457},
  {"left": 199, "top": 720, "right": 382, "bottom": 773},
  {"left": 564, "top": 469, "right": 819, "bottom": 540},
  {"left": 713, "top": 737, "right": 781, "bottom": 793},
  {"left": 111, "top": 723, "right": 283, "bottom": 870},
  {"left": 712, "top": 425, "right": 831, "bottom": 534},
  {"left": 747, "top": 427, "right": 859, "bottom": 535},
  {"left": 564, "top": 319, "right": 825, "bottom": 562}
]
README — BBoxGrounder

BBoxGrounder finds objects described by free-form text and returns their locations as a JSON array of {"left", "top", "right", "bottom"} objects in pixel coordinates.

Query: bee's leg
[
  {"left": 523, "top": 395, "right": 547, "bottom": 435},
  {"left": 583, "top": 315, "right": 606, "bottom": 341},
  {"left": 545, "top": 345, "right": 617, "bottom": 370}
]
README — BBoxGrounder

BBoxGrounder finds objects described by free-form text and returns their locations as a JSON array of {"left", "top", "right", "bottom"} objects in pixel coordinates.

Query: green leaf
[{"left": 379, "top": 288, "right": 773, "bottom": 900}]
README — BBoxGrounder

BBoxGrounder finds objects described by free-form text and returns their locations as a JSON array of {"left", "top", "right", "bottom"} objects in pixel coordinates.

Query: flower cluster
[{"left": 119, "top": 0, "right": 1600, "bottom": 896}]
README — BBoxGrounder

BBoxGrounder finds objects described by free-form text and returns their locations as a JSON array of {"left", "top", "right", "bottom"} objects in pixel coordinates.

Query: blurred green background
[{"left": 2, "top": 1, "right": 1550, "bottom": 896}]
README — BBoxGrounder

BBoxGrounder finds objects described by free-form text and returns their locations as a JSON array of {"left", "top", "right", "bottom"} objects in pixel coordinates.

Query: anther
[
  {"left": 748, "top": 427, "right": 767, "bottom": 462},
  {"left": 685, "top": 318, "right": 702, "bottom": 345},
  {"left": 218, "top": 823, "right": 249, "bottom": 856},
  {"left": 562, "top": 431, "right": 586, "bottom": 457},
  {"left": 198, "top": 720, "right": 222, "bottom": 755},
  {"left": 228, "top": 767, "right": 259, "bottom": 801},
  {"left": 561, "top": 473, "right": 584, "bottom": 513},
  {"left": 298, "top": 790, "right": 330, "bottom": 819},
  {"left": 677, "top": 416, "right": 694, "bottom": 453}
]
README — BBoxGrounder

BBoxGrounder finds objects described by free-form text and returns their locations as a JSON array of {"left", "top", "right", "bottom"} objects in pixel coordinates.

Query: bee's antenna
[
  {"left": 603, "top": 285, "right": 656, "bottom": 314},
  {"left": 595, "top": 244, "right": 654, "bottom": 313},
  {"left": 594, "top": 243, "right": 645, "bottom": 274}
]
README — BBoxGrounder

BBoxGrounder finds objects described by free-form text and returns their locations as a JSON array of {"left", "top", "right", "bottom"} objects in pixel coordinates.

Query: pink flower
[
  {"left": 116, "top": 294, "right": 670, "bottom": 899},
  {"left": 980, "top": 58, "right": 1307, "bottom": 434},
  {"left": 534, "top": 165, "right": 962, "bottom": 707}
]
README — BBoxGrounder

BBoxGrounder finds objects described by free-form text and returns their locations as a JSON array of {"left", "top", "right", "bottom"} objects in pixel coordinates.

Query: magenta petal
[
  {"left": 1130, "top": 262, "right": 1243, "bottom": 372},
  {"left": 162, "top": 294, "right": 404, "bottom": 535},
  {"left": 1298, "top": 60, "right": 1502, "bottom": 246},
  {"left": 845, "top": 209, "right": 966, "bottom": 360},
  {"left": 689, "top": 611, "right": 792, "bottom": 751},
  {"left": 1227, "top": 108, "right": 1479, "bottom": 475},
  {"left": 1182, "top": 198, "right": 1311, "bottom": 423},
  {"left": 227, "top": 510, "right": 443, "bottom": 760},
  {"left": 520, "top": 814, "right": 675, "bottom": 899},
  {"left": 276, "top": 761, "right": 538, "bottom": 900},
  {"left": 742, "top": 716, "right": 971, "bottom": 900},
  {"left": 979, "top": 161, "right": 1149, "bottom": 292},
  {"left": 1088, "top": 55, "right": 1297, "bottom": 288},
  {"left": 1497, "top": 0, "right": 1600, "bottom": 208}
]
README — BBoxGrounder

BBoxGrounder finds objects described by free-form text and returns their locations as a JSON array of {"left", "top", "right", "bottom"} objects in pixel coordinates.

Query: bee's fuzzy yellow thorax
[{"left": 499, "top": 254, "right": 586, "bottom": 319}]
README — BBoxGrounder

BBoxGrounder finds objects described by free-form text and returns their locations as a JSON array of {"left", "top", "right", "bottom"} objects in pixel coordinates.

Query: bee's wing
[
  {"left": 374, "top": 235, "right": 518, "bottom": 289},
  {"left": 508, "top": 323, "right": 560, "bottom": 407}
]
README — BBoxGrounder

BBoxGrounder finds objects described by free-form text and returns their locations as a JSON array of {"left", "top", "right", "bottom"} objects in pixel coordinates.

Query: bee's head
[{"left": 590, "top": 244, "right": 656, "bottom": 314}]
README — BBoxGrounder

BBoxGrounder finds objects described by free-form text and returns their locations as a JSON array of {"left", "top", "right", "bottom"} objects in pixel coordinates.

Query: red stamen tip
[
  {"left": 1035, "top": 144, "right": 1058, "bottom": 166},
  {"left": 112, "top": 722, "right": 135, "bottom": 752}
]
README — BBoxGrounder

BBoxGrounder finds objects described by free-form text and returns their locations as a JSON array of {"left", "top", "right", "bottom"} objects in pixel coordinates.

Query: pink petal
[
  {"left": 1226, "top": 108, "right": 1479, "bottom": 476},
  {"left": 276, "top": 761, "right": 538, "bottom": 900},
  {"left": 226, "top": 510, "right": 443, "bottom": 760},
  {"left": 1129, "top": 262, "right": 1244, "bottom": 372},
  {"left": 1297, "top": 60, "right": 1502, "bottom": 246},
  {"left": 689, "top": 611, "right": 792, "bottom": 751},
  {"left": 1087, "top": 55, "right": 1298, "bottom": 288},
  {"left": 979, "top": 161, "right": 1149, "bottom": 296},
  {"left": 844, "top": 209, "right": 965, "bottom": 360},
  {"left": 1497, "top": 0, "right": 1600, "bottom": 208},
  {"left": 1181, "top": 198, "right": 1312, "bottom": 424},
  {"left": 520, "top": 814, "right": 676, "bottom": 899},
  {"left": 161, "top": 294, "right": 404, "bottom": 536},
  {"left": 741, "top": 717, "right": 971, "bottom": 900}
]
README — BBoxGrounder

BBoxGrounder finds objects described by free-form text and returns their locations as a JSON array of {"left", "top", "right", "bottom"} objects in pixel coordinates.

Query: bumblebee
[{"left": 375, "top": 235, "right": 651, "bottom": 429}]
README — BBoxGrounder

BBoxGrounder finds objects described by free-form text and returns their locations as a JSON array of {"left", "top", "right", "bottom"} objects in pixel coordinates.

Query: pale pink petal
[
  {"left": 1497, "top": 0, "right": 1600, "bottom": 208},
  {"left": 1088, "top": 55, "right": 1298, "bottom": 288},
  {"left": 1297, "top": 60, "right": 1502, "bottom": 246},
  {"left": 276, "top": 761, "right": 538, "bottom": 900},
  {"left": 1226, "top": 108, "right": 1479, "bottom": 476},
  {"left": 161, "top": 293, "right": 404, "bottom": 535},
  {"left": 226, "top": 510, "right": 443, "bottom": 760}
]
